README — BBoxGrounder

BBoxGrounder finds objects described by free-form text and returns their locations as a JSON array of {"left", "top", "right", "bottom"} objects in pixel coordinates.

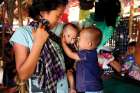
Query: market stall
[{"left": 0, "top": 0, "right": 140, "bottom": 93}]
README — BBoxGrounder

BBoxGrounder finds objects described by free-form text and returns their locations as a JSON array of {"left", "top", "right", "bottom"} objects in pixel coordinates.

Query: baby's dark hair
[
  {"left": 29, "top": 0, "right": 68, "bottom": 20},
  {"left": 63, "top": 23, "right": 79, "bottom": 32}
]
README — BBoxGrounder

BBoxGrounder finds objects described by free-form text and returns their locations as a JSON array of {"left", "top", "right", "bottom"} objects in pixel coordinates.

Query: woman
[{"left": 9, "top": 0, "right": 68, "bottom": 93}]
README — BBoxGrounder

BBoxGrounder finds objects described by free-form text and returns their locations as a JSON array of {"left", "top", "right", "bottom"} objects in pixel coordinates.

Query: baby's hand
[{"left": 61, "top": 34, "right": 67, "bottom": 44}]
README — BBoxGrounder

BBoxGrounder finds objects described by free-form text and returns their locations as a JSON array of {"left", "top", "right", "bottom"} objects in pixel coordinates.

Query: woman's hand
[{"left": 34, "top": 23, "right": 49, "bottom": 45}]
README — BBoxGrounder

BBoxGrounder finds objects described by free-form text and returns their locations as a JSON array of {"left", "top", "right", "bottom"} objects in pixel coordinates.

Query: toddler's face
[
  {"left": 78, "top": 32, "right": 88, "bottom": 50},
  {"left": 63, "top": 26, "right": 78, "bottom": 44}
]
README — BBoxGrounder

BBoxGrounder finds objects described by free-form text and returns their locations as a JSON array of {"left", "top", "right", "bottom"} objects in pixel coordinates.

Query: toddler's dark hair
[{"left": 82, "top": 26, "right": 103, "bottom": 46}]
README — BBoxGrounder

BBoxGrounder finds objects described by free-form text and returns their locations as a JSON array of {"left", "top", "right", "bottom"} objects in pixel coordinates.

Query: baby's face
[{"left": 63, "top": 26, "right": 78, "bottom": 44}]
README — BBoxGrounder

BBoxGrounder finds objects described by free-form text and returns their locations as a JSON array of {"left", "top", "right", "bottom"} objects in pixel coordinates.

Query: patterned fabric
[
  {"left": 29, "top": 21, "right": 65, "bottom": 93},
  {"left": 122, "top": 55, "right": 140, "bottom": 81},
  {"left": 129, "top": 70, "right": 140, "bottom": 81},
  {"left": 115, "top": 19, "right": 129, "bottom": 54},
  {"left": 98, "top": 52, "right": 114, "bottom": 69}
]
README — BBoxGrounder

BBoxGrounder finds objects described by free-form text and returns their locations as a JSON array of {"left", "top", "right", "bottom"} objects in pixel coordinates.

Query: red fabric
[{"left": 61, "top": 13, "right": 69, "bottom": 23}]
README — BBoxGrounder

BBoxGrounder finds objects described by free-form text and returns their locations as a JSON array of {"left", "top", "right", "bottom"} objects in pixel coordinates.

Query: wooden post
[
  {"left": 1, "top": 0, "right": 6, "bottom": 59},
  {"left": 128, "top": 0, "right": 134, "bottom": 40},
  {"left": 137, "top": 18, "right": 140, "bottom": 44},
  {"left": 7, "top": 0, "right": 15, "bottom": 26},
  {"left": 18, "top": 0, "right": 23, "bottom": 26}
]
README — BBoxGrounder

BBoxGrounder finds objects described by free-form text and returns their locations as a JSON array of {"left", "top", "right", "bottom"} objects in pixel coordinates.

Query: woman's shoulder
[
  {"left": 15, "top": 26, "right": 32, "bottom": 34},
  {"left": 11, "top": 26, "right": 33, "bottom": 39},
  {"left": 9, "top": 26, "right": 33, "bottom": 47}
]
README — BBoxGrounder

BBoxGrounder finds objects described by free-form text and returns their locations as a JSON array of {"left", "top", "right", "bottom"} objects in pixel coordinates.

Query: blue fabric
[
  {"left": 85, "top": 90, "right": 103, "bottom": 93},
  {"left": 76, "top": 49, "right": 103, "bottom": 92},
  {"left": 9, "top": 26, "right": 33, "bottom": 49}
]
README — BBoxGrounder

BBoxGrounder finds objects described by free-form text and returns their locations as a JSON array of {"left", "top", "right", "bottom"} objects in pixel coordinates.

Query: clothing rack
[{"left": 0, "top": 0, "right": 23, "bottom": 86}]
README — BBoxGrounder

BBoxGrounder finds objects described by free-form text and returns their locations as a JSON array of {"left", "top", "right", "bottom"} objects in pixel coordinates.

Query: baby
[
  {"left": 61, "top": 23, "right": 79, "bottom": 93},
  {"left": 62, "top": 23, "right": 78, "bottom": 45}
]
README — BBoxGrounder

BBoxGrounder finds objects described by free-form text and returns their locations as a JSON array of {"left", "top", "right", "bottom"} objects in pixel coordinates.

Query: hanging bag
[{"left": 15, "top": 75, "right": 29, "bottom": 93}]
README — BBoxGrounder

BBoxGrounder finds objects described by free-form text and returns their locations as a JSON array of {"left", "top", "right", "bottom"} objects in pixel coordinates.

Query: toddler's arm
[{"left": 61, "top": 35, "right": 80, "bottom": 61}]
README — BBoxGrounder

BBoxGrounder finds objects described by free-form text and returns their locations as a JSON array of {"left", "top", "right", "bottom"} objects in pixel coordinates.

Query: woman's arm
[
  {"left": 109, "top": 60, "right": 121, "bottom": 72},
  {"left": 14, "top": 27, "right": 49, "bottom": 81},
  {"left": 135, "top": 46, "right": 140, "bottom": 66},
  {"left": 135, "top": 22, "right": 140, "bottom": 66}
]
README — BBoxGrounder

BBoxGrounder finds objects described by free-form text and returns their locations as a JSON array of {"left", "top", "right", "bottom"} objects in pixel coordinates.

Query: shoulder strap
[{"left": 48, "top": 31, "right": 61, "bottom": 44}]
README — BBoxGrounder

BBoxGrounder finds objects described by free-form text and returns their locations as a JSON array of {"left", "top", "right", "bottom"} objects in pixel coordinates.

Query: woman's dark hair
[{"left": 29, "top": 0, "right": 68, "bottom": 20}]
